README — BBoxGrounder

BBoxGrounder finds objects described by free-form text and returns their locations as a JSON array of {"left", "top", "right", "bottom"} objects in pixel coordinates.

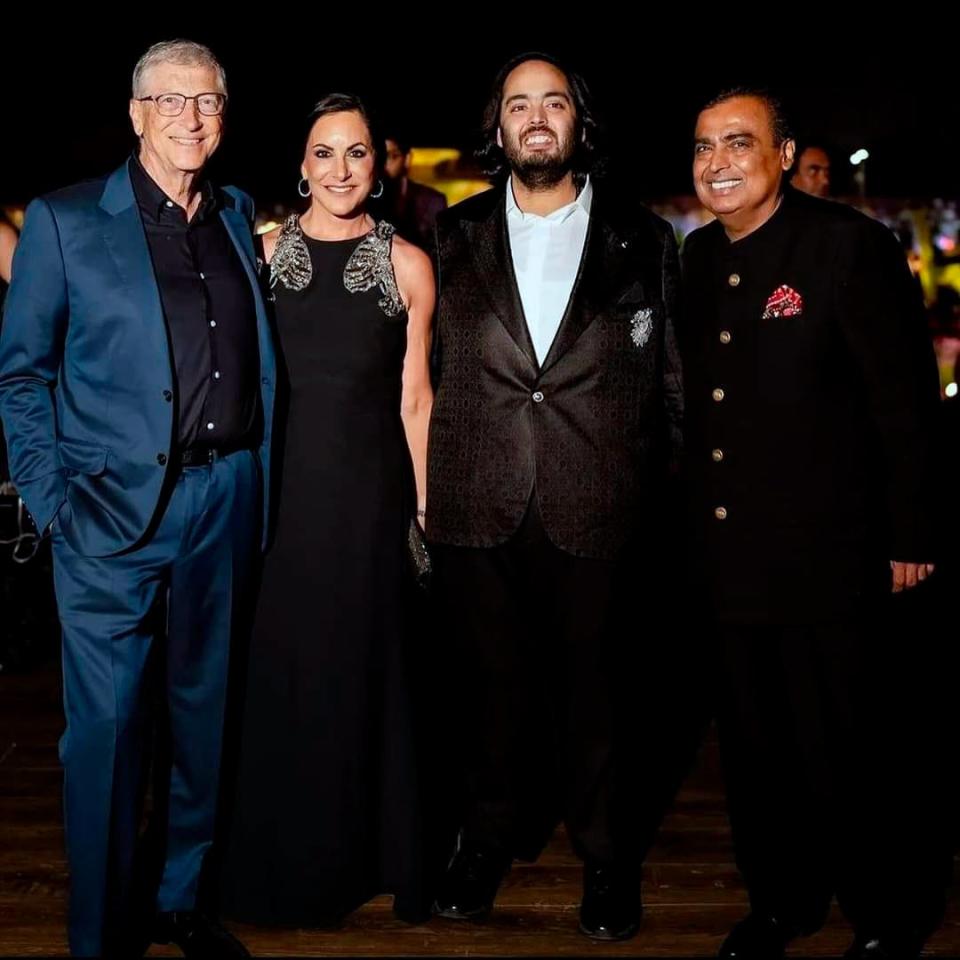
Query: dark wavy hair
[
  {"left": 476, "top": 51, "right": 605, "bottom": 184},
  {"left": 302, "top": 93, "right": 386, "bottom": 176}
]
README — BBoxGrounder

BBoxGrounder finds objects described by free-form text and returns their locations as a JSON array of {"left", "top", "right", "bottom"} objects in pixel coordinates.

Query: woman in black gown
[{"left": 220, "top": 94, "right": 435, "bottom": 926}]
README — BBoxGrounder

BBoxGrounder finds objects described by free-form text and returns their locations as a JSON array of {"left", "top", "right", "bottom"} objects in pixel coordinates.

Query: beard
[{"left": 503, "top": 125, "right": 576, "bottom": 189}]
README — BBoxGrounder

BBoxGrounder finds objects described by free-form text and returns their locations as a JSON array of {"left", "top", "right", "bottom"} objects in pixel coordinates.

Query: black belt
[{"left": 179, "top": 444, "right": 247, "bottom": 466}]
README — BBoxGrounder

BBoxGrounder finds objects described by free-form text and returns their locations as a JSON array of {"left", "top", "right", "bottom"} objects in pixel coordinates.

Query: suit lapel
[
  {"left": 465, "top": 191, "right": 539, "bottom": 371},
  {"left": 220, "top": 205, "right": 262, "bottom": 299},
  {"left": 540, "top": 193, "right": 632, "bottom": 374},
  {"left": 99, "top": 165, "right": 169, "bottom": 359},
  {"left": 220, "top": 202, "right": 277, "bottom": 389}
]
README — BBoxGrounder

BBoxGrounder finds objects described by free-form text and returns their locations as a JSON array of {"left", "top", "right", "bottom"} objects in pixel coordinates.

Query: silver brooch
[
  {"left": 630, "top": 307, "right": 654, "bottom": 348},
  {"left": 343, "top": 221, "right": 404, "bottom": 317},
  {"left": 269, "top": 214, "right": 312, "bottom": 292}
]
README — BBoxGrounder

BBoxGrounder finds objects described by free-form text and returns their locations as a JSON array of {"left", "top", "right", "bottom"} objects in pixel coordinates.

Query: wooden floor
[{"left": 2, "top": 660, "right": 959, "bottom": 958}]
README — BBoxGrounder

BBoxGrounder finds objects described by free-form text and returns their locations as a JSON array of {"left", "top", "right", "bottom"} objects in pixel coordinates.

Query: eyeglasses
[{"left": 136, "top": 92, "right": 226, "bottom": 117}]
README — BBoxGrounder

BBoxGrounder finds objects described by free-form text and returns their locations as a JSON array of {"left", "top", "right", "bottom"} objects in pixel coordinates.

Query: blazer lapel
[
  {"left": 540, "top": 196, "right": 633, "bottom": 374},
  {"left": 464, "top": 191, "right": 539, "bottom": 372},
  {"left": 99, "top": 164, "right": 169, "bottom": 359}
]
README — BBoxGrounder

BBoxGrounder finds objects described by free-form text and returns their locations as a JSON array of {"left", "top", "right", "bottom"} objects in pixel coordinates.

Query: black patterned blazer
[{"left": 426, "top": 183, "right": 683, "bottom": 561}]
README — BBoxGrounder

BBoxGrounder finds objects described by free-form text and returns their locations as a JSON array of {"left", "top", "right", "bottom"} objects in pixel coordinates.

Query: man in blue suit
[{"left": 0, "top": 40, "right": 274, "bottom": 958}]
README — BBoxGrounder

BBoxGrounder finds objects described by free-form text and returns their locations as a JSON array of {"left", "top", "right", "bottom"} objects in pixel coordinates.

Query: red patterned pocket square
[{"left": 763, "top": 284, "right": 803, "bottom": 319}]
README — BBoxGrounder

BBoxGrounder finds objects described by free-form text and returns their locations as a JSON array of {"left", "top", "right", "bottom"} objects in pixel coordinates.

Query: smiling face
[
  {"left": 129, "top": 60, "right": 224, "bottom": 180},
  {"left": 693, "top": 95, "right": 795, "bottom": 238},
  {"left": 497, "top": 59, "right": 578, "bottom": 188},
  {"left": 300, "top": 109, "right": 378, "bottom": 218}
]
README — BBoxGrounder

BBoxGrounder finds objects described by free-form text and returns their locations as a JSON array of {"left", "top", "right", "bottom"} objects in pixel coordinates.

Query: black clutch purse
[{"left": 407, "top": 517, "right": 432, "bottom": 590}]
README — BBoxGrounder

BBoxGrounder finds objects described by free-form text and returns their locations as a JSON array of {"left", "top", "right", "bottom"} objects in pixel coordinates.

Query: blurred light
[
  {"left": 947, "top": 382, "right": 958, "bottom": 398},
  {"left": 849, "top": 149, "right": 870, "bottom": 165},
  {"left": 934, "top": 235, "right": 956, "bottom": 253},
  {"left": 409, "top": 147, "right": 461, "bottom": 167},
  {"left": 256, "top": 220, "right": 280, "bottom": 235},
  {"left": 432, "top": 179, "right": 492, "bottom": 206}
]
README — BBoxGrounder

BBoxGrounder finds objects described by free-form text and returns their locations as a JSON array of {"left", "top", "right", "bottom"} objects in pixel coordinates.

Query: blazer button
[
  {"left": 162, "top": 389, "right": 172, "bottom": 402},
  {"left": 712, "top": 448, "right": 724, "bottom": 462},
  {"left": 156, "top": 453, "right": 168, "bottom": 465},
  {"left": 714, "top": 506, "right": 728, "bottom": 520},
  {"left": 532, "top": 391, "right": 544, "bottom": 403},
  {"left": 712, "top": 387, "right": 725, "bottom": 402},
  {"left": 719, "top": 330, "right": 732, "bottom": 344},
  {"left": 728, "top": 273, "right": 741, "bottom": 287}
]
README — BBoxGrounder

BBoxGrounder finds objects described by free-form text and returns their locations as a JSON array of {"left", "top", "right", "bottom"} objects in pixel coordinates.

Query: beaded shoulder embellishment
[
  {"left": 269, "top": 214, "right": 312, "bottom": 291},
  {"left": 343, "top": 221, "right": 405, "bottom": 317}
]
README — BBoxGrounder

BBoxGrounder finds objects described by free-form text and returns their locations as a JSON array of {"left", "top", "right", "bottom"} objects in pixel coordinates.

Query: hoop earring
[
  {"left": 370, "top": 179, "right": 384, "bottom": 200},
  {"left": 297, "top": 177, "right": 311, "bottom": 198}
]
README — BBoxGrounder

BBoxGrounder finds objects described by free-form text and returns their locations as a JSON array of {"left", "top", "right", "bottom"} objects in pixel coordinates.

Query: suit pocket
[{"left": 58, "top": 437, "right": 109, "bottom": 476}]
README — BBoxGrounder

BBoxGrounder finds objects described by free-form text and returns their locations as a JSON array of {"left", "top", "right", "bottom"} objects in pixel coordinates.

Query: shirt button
[
  {"left": 712, "top": 387, "right": 725, "bottom": 402},
  {"left": 206, "top": 422, "right": 215, "bottom": 431},
  {"left": 719, "top": 330, "right": 732, "bottom": 344},
  {"left": 532, "top": 391, "right": 544, "bottom": 403},
  {"left": 213, "top": 371, "right": 221, "bottom": 380},
  {"left": 209, "top": 320, "right": 217, "bottom": 328},
  {"left": 165, "top": 200, "right": 174, "bottom": 208},
  {"left": 156, "top": 453, "right": 168, "bottom": 465},
  {"left": 728, "top": 273, "right": 741, "bottom": 287},
  {"left": 162, "top": 389, "right": 172, "bottom": 401},
  {"left": 199, "top": 272, "right": 206, "bottom": 281},
  {"left": 712, "top": 448, "right": 724, "bottom": 462},
  {"left": 715, "top": 506, "right": 728, "bottom": 520}
]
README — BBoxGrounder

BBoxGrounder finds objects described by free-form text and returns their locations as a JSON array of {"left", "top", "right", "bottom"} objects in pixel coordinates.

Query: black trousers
[
  {"left": 715, "top": 603, "right": 950, "bottom": 938},
  {"left": 433, "top": 499, "right": 696, "bottom": 869}
]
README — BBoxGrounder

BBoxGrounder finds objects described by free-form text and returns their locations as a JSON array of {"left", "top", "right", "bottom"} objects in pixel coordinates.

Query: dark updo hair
[{"left": 303, "top": 92, "right": 386, "bottom": 176}]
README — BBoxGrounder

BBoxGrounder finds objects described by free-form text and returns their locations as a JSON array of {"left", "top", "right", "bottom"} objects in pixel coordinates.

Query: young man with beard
[{"left": 426, "top": 52, "right": 684, "bottom": 942}]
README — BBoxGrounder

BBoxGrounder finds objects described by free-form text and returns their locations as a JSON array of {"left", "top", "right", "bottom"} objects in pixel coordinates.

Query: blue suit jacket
[{"left": 0, "top": 163, "right": 276, "bottom": 557}]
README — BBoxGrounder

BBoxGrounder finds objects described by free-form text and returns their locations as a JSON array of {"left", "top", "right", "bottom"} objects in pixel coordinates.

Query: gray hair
[{"left": 132, "top": 40, "right": 227, "bottom": 98}]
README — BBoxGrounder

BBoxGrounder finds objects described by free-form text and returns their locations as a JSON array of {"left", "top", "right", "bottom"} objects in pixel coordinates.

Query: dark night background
[{"left": 2, "top": 24, "right": 958, "bottom": 207}]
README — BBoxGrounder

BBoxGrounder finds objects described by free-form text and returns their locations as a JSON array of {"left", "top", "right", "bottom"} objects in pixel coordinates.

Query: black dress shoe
[
  {"left": 433, "top": 846, "right": 511, "bottom": 920},
  {"left": 844, "top": 932, "right": 926, "bottom": 959},
  {"left": 718, "top": 912, "right": 798, "bottom": 959},
  {"left": 154, "top": 911, "right": 250, "bottom": 958},
  {"left": 578, "top": 863, "right": 642, "bottom": 941}
]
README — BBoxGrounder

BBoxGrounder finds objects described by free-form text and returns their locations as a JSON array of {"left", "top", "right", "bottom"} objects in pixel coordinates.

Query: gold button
[
  {"left": 719, "top": 330, "right": 732, "bottom": 344},
  {"left": 715, "top": 506, "right": 728, "bottom": 520},
  {"left": 712, "top": 448, "right": 724, "bottom": 462},
  {"left": 728, "top": 273, "right": 741, "bottom": 287},
  {"left": 712, "top": 387, "right": 725, "bottom": 402}
]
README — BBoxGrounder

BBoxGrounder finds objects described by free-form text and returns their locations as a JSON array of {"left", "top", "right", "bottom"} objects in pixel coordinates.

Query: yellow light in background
[
  {"left": 436, "top": 179, "right": 493, "bottom": 205},
  {"left": 256, "top": 220, "right": 280, "bottom": 235},
  {"left": 947, "top": 382, "right": 958, "bottom": 398},
  {"left": 409, "top": 148, "right": 462, "bottom": 167},
  {"left": 407, "top": 147, "right": 491, "bottom": 207}
]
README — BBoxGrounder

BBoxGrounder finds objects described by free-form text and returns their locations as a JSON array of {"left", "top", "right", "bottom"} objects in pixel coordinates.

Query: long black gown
[{"left": 219, "top": 221, "right": 427, "bottom": 925}]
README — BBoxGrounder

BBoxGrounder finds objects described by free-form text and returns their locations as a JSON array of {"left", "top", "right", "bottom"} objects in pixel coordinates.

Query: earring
[
  {"left": 370, "top": 179, "right": 384, "bottom": 200},
  {"left": 297, "top": 177, "right": 311, "bottom": 198}
]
